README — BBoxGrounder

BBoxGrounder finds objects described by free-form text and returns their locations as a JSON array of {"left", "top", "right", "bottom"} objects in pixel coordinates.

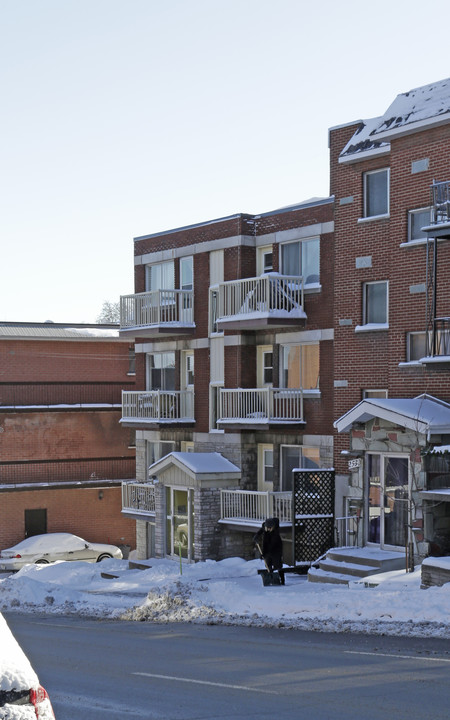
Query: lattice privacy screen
[{"left": 292, "top": 469, "right": 335, "bottom": 564}]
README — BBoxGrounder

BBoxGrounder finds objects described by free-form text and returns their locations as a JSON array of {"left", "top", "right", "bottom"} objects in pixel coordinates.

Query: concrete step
[
  {"left": 325, "top": 548, "right": 405, "bottom": 571},
  {"left": 307, "top": 567, "right": 351, "bottom": 585},
  {"left": 318, "top": 558, "right": 380, "bottom": 578}
]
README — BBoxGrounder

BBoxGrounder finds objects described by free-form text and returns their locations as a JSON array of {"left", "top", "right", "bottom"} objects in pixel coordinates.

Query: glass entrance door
[
  {"left": 368, "top": 454, "right": 409, "bottom": 549},
  {"left": 166, "top": 487, "right": 194, "bottom": 561}
]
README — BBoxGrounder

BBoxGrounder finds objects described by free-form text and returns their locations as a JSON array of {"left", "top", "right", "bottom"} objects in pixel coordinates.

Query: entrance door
[
  {"left": 367, "top": 454, "right": 409, "bottom": 549},
  {"left": 166, "top": 487, "right": 194, "bottom": 561},
  {"left": 25, "top": 509, "right": 47, "bottom": 538}
]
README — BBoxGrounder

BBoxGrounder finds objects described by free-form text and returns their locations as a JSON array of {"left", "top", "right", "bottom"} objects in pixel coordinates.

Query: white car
[
  {"left": 0, "top": 612, "right": 55, "bottom": 719},
  {"left": 0, "top": 533, "right": 123, "bottom": 572}
]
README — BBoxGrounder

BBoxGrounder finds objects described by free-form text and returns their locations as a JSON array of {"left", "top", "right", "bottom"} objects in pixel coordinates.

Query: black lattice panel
[{"left": 293, "top": 469, "right": 335, "bottom": 564}]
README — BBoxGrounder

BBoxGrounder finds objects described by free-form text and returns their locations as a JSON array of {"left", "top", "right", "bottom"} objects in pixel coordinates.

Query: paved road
[{"left": 5, "top": 612, "right": 450, "bottom": 720}]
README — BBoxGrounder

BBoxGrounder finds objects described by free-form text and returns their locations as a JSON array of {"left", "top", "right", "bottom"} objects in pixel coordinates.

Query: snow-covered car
[
  {"left": 0, "top": 611, "right": 55, "bottom": 719},
  {"left": 0, "top": 532, "right": 122, "bottom": 572}
]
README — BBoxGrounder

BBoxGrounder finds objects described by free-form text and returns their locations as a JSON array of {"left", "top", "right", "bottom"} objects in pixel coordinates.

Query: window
[
  {"left": 363, "top": 168, "right": 389, "bottom": 218},
  {"left": 145, "top": 261, "right": 174, "bottom": 291},
  {"left": 407, "top": 331, "right": 427, "bottom": 362},
  {"left": 408, "top": 208, "right": 431, "bottom": 242},
  {"left": 180, "top": 257, "right": 193, "bottom": 292},
  {"left": 257, "top": 346, "right": 273, "bottom": 387},
  {"left": 146, "top": 440, "right": 175, "bottom": 477},
  {"left": 209, "top": 289, "right": 221, "bottom": 334},
  {"left": 257, "top": 245, "right": 273, "bottom": 275},
  {"left": 258, "top": 444, "right": 274, "bottom": 491},
  {"left": 183, "top": 352, "right": 194, "bottom": 388},
  {"left": 128, "top": 347, "right": 136, "bottom": 375},
  {"left": 147, "top": 352, "right": 175, "bottom": 390},
  {"left": 280, "top": 237, "right": 320, "bottom": 284},
  {"left": 363, "top": 281, "right": 388, "bottom": 325},
  {"left": 363, "top": 389, "right": 388, "bottom": 399},
  {"left": 280, "top": 344, "right": 319, "bottom": 390},
  {"left": 280, "top": 445, "right": 320, "bottom": 491}
]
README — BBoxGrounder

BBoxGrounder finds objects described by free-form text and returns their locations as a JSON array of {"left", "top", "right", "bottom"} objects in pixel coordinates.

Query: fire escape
[{"left": 424, "top": 181, "right": 450, "bottom": 359}]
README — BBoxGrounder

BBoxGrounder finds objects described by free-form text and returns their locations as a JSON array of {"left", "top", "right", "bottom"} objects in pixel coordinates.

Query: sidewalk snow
[{"left": 1, "top": 557, "right": 450, "bottom": 638}]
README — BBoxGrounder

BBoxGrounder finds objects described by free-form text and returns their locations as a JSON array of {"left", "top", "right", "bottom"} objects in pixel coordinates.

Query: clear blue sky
[{"left": 1, "top": 0, "right": 449, "bottom": 323}]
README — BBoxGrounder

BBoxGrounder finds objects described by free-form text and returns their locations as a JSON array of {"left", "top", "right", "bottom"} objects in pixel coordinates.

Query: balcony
[
  {"left": 421, "top": 318, "right": 450, "bottom": 365},
  {"left": 119, "top": 289, "right": 195, "bottom": 338},
  {"left": 122, "top": 481, "right": 156, "bottom": 517},
  {"left": 216, "top": 274, "right": 306, "bottom": 331},
  {"left": 220, "top": 489, "right": 292, "bottom": 528},
  {"left": 121, "top": 390, "right": 195, "bottom": 427},
  {"left": 217, "top": 387, "right": 304, "bottom": 429},
  {"left": 422, "top": 181, "right": 450, "bottom": 240}
]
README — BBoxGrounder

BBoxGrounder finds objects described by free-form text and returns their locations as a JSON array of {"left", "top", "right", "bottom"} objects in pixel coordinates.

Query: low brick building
[{"left": 0, "top": 322, "right": 137, "bottom": 551}]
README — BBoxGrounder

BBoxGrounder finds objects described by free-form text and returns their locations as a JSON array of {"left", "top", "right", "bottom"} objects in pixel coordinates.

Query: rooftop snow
[
  {"left": 339, "top": 77, "right": 450, "bottom": 162},
  {"left": 334, "top": 393, "right": 450, "bottom": 434}
]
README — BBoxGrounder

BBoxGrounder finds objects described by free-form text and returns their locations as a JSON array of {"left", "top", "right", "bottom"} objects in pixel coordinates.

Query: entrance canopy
[
  {"left": 148, "top": 452, "right": 241, "bottom": 489},
  {"left": 334, "top": 394, "right": 450, "bottom": 438}
]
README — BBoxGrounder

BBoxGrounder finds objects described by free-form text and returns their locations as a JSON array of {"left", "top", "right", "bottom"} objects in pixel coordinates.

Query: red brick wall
[
  {"left": 330, "top": 121, "right": 450, "bottom": 473},
  {"left": 0, "top": 486, "right": 136, "bottom": 551}
]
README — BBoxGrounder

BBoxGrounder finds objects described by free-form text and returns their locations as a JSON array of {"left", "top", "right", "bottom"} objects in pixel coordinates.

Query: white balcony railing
[
  {"left": 217, "top": 274, "right": 305, "bottom": 321},
  {"left": 430, "top": 180, "right": 450, "bottom": 226},
  {"left": 218, "top": 387, "right": 303, "bottom": 424},
  {"left": 120, "top": 289, "right": 194, "bottom": 329},
  {"left": 220, "top": 489, "right": 292, "bottom": 525},
  {"left": 122, "top": 390, "right": 194, "bottom": 423},
  {"left": 122, "top": 482, "right": 156, "bottom": 515}
]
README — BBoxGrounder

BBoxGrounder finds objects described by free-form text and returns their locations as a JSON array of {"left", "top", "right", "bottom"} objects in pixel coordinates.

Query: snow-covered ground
[{"left": 1, "top": 556, "right": 450, "bottom": 638}]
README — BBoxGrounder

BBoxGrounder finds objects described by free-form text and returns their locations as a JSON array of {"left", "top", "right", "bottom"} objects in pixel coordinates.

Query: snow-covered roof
[
  {"left": 339, "top": 77, "right": 450, "bottom": 163},
  {"left": 148, "top": 452, "right": 241, "bottom": 486},
  {"left": 334, "top": 393, "right": 450, "bottom": 436},
  {"left": 0, "top": 322, "right": 122, "bottom": 340}
]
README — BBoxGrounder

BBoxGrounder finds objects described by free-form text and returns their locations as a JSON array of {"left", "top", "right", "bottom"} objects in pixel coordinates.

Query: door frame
[
  {"left": 165, "top": 486, "right": 194, "bottom": 562},
  {"left": 366, "top": 452, "right": 410, "bottom": 550}
]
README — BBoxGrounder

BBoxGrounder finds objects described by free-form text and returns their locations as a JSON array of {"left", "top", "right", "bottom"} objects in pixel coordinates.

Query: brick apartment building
[
  {"left": 120, "top": 199, "right": 335, "bottom": 562},
  {"left": 0, "top": 322, "right": 136, "bottom": 551},
  {"left": 121, "top": 76, "right": 450, "bottom": 570},
  {"left": 331, "top": 78, "right": 450, "bottom": 566}
]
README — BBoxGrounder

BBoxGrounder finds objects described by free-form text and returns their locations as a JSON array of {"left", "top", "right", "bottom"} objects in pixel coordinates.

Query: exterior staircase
[{"left": 307, "top": 547, "right": 406, "bottom": 586}]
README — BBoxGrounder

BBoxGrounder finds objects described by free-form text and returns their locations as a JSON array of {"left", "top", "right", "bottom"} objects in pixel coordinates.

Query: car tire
[
  {"left": 35, "top": 559, "right": 49, "bottom": 564},
  {"left": 96, "top": 554, "right": 113, "bottom": 562}
]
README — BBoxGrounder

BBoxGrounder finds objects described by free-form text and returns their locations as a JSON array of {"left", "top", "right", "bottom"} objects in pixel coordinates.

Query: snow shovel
[{"left": 256, "top": 542, "right": 282, "bottom": 586}]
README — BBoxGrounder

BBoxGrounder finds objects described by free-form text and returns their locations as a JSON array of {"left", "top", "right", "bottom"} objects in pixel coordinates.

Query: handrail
[
  {"left": 217, "top": 274, "right": 304, "bottom": 320},
  {"left": 120, "top": 289, "right": 194, "bottom": 329},
  {"left": 219, "top": 387, "right": 303, "bottom": 422},
  {"left": 122, "top": 390, "right": 194, "bottom": 421},
  {"left": 220, "top": 489, "right": 292, "bottom": 524},
  {"left": 122, "top": 481, "right": 156, "bottom": 514}
]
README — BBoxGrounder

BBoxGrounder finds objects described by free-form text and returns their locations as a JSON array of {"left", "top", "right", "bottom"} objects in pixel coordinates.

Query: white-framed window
[
  {"left": 209, "top": 288, "right": 222, "bottom": 335},
  {"left": 257, "top": 346, "right": 273, "bottom": 387},
  {"left": 182, "top": 351, "right": 194, "bottom": 388},
  {"left": 145, "top": 260, "right": 175, "bottom": 291},
  {"left": 363, "top": 168, "right": 389, "bottom": 218},
  {"left": 180, "top": 256, "right": 193, "bottom": 291},
  {"left": 406, "top": 331, "right": 427, "bottom": 362},
  {"left": 147, "top": 352, "right": 175, "bottom": 390},
  {"left": 257, "top": 246, "right": 273, "bottom": 275},
  {"left": 280, "top": 237, "right": 320, "bottom": 284},
  {"left": 408, "top": 207, "right": 431, "bottom": 243},
  {"left": 257, "top": 444, "right": 274, "bottom": 491},
  {"left": 362, "top": 281, "right": 388, "bottom": 326},
  {"left": 280, "top": 344, "right": 319, "bottom": 390},
  {"left": 362, "top": 389, "right": 388, "bottom": 399},
  {"left": 280, "top": 445, "right": 320, "bottom": 491},
  {"left": 181, "top": 441, "right": 194, "bottom": 453}
]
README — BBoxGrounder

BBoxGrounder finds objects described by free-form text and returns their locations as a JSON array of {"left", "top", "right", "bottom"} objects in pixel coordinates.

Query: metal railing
[
  {"left": 120, "top": 289, "right": 194, "bottom": 329},
  {"left": 220, "top": 489, "right": 292, "bottom": 524},
  {"left": 217, "top": 274, "right": 304, "bottom": 320},
  {"left": 219, "top": 388, "right": 303, "bottom": 423},
  {"left": 122, "top": 482, "right": 156, "bottom": 514},
  {"left": 430, "top": 180, "right": 450, "bottom": 225},
  {"left": 334, "top": 515, "right": 360, "bottom": 548},
  {"left": 0, "top": 458, "right": 136, "bottom": 485},
  {"left": 122, "top": 390, "right": 194, "bottom": 422},
  {"left": 0, "top": 382, "right": 131, "bottom": 407}
]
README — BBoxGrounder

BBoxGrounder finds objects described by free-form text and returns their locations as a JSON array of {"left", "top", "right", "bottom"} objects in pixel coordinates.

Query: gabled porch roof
[
  {"left": 148, "top": 452, "right": 241, "bottom": 488},
  {"left": 334, "top": 394, "right": 450, "bottom": 437}
]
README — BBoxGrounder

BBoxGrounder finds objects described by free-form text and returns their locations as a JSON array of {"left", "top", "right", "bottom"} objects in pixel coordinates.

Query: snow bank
[{"left": 2, "top": 557, "right": 450, "bottom": 638}]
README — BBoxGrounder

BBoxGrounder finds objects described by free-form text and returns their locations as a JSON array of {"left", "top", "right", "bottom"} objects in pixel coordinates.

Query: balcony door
[{"left": 367, "top": 454, "right": 409, "bottom": 549}]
